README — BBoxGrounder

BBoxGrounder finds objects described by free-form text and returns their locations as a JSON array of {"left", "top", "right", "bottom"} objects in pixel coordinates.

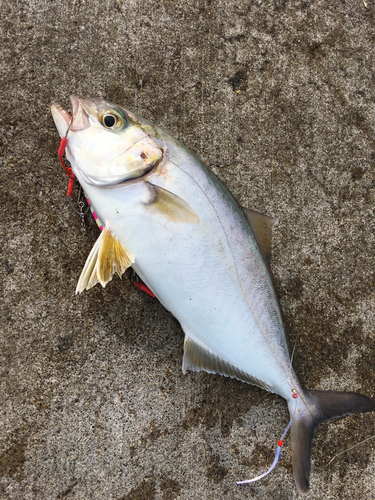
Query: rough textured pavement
[{"left": 1, "top": 1, "right": 374, "bottom": 499}]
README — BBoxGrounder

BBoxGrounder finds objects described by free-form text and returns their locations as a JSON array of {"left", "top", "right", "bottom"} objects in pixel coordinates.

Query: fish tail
[{"left": 289, "top": 390, "right": 375, "bottom": 494}]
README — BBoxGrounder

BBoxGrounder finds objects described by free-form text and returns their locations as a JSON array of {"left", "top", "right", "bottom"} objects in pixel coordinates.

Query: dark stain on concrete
[
  {"left": 283, "top": 277, "right": 304, "bottom": 301},
  {"left": 182, "top": 406, "right": 204, "bottom": 431},
  {"left": 119, "top": 479, "right": 156, "bottom": 500},
  {"left": 228, "top": 69, "right": 248, "bottom": 92},
  {"left": 57, "top": 335, "right": 73, "bottom": 353},
  {"left": 160, "top": 475, "right": 182, "bottom": 500},
  {"left": 183, "top": 374, "right": 264, "bottom": 438},
  {"left": 139, "top": 423, "right": 171, "bottom": 448},
  {"left": 206, "top": 453, "right": 228, "bottom": 483},
  {"left": 249, "top": 443, "right": 274, "bottom": 469},
  {"left": 355, "top": 343, "right": 375, "bottom": 395},
  {"left": 56, "top": 478, "right": 78, "bottom": 499},
  {"left": 0, "top": 435, "right": 27, "bottom": 480},
  {"left": 351, "top": 167, "right": 365, "bottom": 181}
]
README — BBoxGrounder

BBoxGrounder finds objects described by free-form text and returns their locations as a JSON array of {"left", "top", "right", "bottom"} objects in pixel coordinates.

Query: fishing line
[
  {"left": 58, "top": 116, "right": 89, "bottom": 228},
  {"left": 68, "top": 184, "right": 90, "bottom": 229},
  {"left": 290, "top": 343, "right": 296, "bottom": 368},
  {"left": 236, "top": 418, "right": 293, "bottom": 486},
  {"left": 58, "top": 116, "right": 74, "bottom": 187},
  {"left": 255, "top": 378, "right": 297, "bottom": 407},
  {"left": 255, "top": 343, "right": 297, "bottom": 406},
  {"left": 321, "top": 434, "right": 375, "bottom": 470}
]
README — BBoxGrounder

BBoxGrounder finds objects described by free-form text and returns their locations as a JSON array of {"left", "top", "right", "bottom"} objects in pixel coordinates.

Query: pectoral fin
[
  {"left": 76, "top": 226, "right": 133, "bottom": 294},
  {"left": 182, "top": 336, "right": 274, "bottom": 392},
  {"left": 144, "top": 182, "right": 200, "bottom": 224},
  {"left": 242, "top": 208, "right": 276, "bottom": 265}
]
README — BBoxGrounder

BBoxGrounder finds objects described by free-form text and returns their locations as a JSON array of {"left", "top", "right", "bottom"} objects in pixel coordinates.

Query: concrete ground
[{"left": 1, "top": 0, "right": 374, "bottom": 498}]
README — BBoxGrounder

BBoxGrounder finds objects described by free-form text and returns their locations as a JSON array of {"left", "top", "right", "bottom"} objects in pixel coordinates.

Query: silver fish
[{"left": 51, "top": 96, "right": 375, "bottom": 494}]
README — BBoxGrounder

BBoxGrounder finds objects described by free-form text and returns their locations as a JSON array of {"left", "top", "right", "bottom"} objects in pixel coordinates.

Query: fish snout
[
  {"left": 51, "top": 103, "right": 71, "bottom": 138},
  {"left": 70, "top": 95, "right": 90, "bottom": 132}
]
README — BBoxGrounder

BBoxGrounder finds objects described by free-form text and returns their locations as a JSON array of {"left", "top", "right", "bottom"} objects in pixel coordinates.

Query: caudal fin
[{"left": 290, "top": 390, "right": 375, "bottom": 494}]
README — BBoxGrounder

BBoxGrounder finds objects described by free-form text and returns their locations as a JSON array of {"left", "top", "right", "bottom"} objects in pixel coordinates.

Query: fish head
[{"left": 51, "top": 96, "right": 164, "bottom": 186}]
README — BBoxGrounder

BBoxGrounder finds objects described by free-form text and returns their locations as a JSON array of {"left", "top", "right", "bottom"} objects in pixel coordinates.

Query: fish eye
[
  {"left": 99, "top": 109, "right": 126, "bottom": 131},
  {"left": 103, "top": 114, "right": 116, "bottom": 128}
]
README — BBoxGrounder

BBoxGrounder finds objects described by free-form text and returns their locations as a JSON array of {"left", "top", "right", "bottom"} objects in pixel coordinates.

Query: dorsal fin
[
  {"left": 76, "top": 226, "right": 133, "bottom": 294},
  {"left": 242, "top": 208, "right": 276, "bottom": 265},
  {"left": 144, "top": 182, "right": 200, "bottom": 224},
  {"left": 182, "top": 336, "right": 275, "bottom": 393}
]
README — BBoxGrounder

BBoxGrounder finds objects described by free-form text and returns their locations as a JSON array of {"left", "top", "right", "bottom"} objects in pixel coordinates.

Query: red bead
[{"left": 292, "top": 393, "right": 298, "bottom": 399}]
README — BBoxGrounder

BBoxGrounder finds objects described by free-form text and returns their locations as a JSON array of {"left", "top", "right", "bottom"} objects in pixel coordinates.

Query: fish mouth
[
  {"left": 79, "top": 141, "right": 164, "bottom": 188},
  {"left": 51, "top": 95, "right": 90, "bottom": 138},
  {"left": 79, "top": 161, "right": 158, "bottom": 187}
]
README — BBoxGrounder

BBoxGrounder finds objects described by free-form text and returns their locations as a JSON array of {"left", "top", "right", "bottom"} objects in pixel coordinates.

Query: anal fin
[
  {"left": 76, "top": 226, "right": 134, "bottom": 294},
  {"left": 182, "top": 336, "right": 274, "bottom": 392}
]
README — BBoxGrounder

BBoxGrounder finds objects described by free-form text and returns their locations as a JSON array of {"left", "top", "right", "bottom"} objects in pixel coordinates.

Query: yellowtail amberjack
[{"left": 51, "top": 96, "right": 375, "bottom": 494}]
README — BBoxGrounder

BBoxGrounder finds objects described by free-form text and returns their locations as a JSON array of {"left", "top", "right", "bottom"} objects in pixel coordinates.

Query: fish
[{"left": 51, "top": 96, "right": 375, "bottom": 494}]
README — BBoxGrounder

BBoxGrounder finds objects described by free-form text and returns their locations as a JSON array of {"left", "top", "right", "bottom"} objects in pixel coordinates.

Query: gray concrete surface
[{"left": 1, "top": 0, "right": 374, "bottom": 498}]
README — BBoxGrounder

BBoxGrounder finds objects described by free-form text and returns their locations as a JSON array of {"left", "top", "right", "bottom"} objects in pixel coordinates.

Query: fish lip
[
  {"left": 51, "top": 96, "right": 94, "bottom": 136},
  {"left": 70, "top": 95, "right": 90, "bottom": 132},
  {"left": 70, "top": 95, "right": 80, "bottom": 116},
  {"left": 51, "top": 103, "right": 71, "bottom": 138},
  {"left": 111, "top": 151, "right": 165, "bottom": 188}
]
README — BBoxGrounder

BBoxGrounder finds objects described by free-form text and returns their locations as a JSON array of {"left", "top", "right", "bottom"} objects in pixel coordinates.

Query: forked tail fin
[{"left": 289, "top": 390, "right": 375, "bottom": 494}]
